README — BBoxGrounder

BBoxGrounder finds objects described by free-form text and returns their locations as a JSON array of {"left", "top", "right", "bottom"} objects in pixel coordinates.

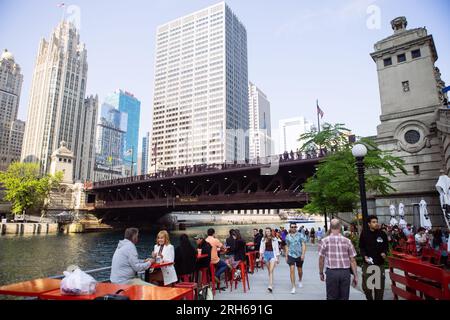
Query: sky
[{"left": 1, "top": 0, "right": 449, "bottom": 153}]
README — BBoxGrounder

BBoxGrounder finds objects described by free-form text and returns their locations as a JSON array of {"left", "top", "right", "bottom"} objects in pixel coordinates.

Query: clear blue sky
[{"left": 1, "top": 0, "right": 449, "bottom": 152}]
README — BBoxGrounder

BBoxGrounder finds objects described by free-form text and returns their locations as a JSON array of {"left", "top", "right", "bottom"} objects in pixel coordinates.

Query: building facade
[
  {"left": 104, "top": 89, "right": 141, "bottom": 176},
  {"left": 248, "top": 81, "right": 272, "bottom": 159},
  {"left": 278, "top": 117, "right": 312, "bottom": 154},
  {"left": 21, "top": 21, "right": 94, "bottom": 182},
  {"left": 77, "top": 95, "right": 98, "bottom": 182},
  {"left": 0, "top": 49, "right": 24, "bottom": 171},
  {"left": 150, "top": 2, "right": 248, "bottom": 171},
  {"left": 370, "top": 17, "right": 449, "bottom": 227},
  {"left": 94, "top": 103, "right": 127, "bottom": 181},
  {"left": 141, "top": 132, "right": 150, "bottom": 175}
]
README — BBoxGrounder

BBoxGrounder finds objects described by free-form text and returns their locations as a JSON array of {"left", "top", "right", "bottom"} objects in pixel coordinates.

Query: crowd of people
[{"left": 109, "top": 217, "right": 449, "bottom": 300}]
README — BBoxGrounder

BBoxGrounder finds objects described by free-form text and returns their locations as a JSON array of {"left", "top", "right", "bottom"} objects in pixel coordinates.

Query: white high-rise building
[
  {"left": 151, "top": 2, "right": 249, "bottom": 170},
  {"left": 21, "top": 21, "right": 95, "bottom": 182},
  {"left": 248, "top": 81, "right": 272, "bottom": 159},
  {"left": 278, "top": 117, "right": 313, "bottom": 154},
  {"left": 0, "top": 49, "right": 24, "bottom": 171}
]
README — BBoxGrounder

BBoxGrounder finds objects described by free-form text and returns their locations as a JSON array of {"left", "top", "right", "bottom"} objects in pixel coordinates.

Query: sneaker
[
  {"left": 267, "top": 286, "right": 273, "bottom": 293},
  {"left": 298, "top": 282, "right": 303, "bottom": 288},
  {"left": 290, "top": 287, "right": 296, "bottom": 294}
]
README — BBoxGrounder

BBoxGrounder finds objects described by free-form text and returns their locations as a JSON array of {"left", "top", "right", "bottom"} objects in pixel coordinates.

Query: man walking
[
  {"left": 285, "top": 223, "right": 306, "bottom": 294},
  {"left": 318, "top": 219, "right": 358, "bottom": 300},
  {"left": 359, "top": 215, "right": 388, "bottom": 300}
]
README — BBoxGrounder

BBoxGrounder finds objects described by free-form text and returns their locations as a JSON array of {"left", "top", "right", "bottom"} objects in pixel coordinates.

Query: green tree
[
  {"left": 300, "top": 124, "right": 407, "bottom": 218},
  {"left": 0, "top": 162, "right": 63, "bottom": 217}
]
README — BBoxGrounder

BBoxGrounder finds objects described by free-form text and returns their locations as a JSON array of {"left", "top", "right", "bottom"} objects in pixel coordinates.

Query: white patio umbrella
[
  {"left": 419, "top": 199, "right": 432, "bottom": 230},
  {"left": 398, "top": 203, "right": 407, "bottom": 229},
  {"left": 436, "top": 173, "right": 450, "bottom": 227},
  {"left": 389, "top": 204, "right": 398, "bottom": 227}
]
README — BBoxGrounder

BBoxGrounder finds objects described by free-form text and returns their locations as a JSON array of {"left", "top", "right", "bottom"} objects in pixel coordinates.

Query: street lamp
[{"left": 352, "top": 143, "right": 368, "bottom": 233}]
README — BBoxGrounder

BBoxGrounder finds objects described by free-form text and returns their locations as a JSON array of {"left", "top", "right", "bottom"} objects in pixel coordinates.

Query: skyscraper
[
  {"left": 78, "top": 95, "right": 98, "bottom": 182},
  {"left": 94, "top": 102, "right": 127, "bottom": 181},
  {"left": 141, "top": 132, "right": 150, "bottom": 175},
  {"left": 150, "top": 2, "right": 248, "bottom": 170},
  {"left": 0, "top": 49, "right": 24, "bottom": 171},
  {"left": 104, "top": 89, "right": 141, "bottom": 176},
  {"left": 21, "top": 21, "right": 94, "bottom": 182},
  {"left": 248, "top": 81, "right": 272, "bottom": 159},
  {"left": 278, "top": 117, "right": 313, "bottom": 154}
]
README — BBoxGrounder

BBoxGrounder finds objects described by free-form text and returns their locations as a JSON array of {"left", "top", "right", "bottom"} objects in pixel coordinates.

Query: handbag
[{"left": 94, "top": 289, "right": 130, "bottom": 300}]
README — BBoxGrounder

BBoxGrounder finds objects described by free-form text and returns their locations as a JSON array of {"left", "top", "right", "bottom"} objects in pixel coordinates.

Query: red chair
[
  {"left": 422, "top": 248, "right": 442, "bottom": 265},
  {"left": 196, "top": 267, "right": 210, "bottom": 287},
  {"left": 228, "top": 261, "right": 250, "bottom": 293},
  {"left": 245, "top": 251, "right": 257, "bottom": 274}
]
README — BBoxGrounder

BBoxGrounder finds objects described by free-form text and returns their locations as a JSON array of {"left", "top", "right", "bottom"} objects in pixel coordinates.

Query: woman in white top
[
  {"left": 259, "top": 227, "right": 280, "bottom": 292},
  {"left": 151, "top": 230, "right": 178, "bottom": 286}
]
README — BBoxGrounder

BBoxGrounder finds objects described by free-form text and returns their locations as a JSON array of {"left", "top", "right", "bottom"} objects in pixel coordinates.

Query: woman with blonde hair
[
  {"left": 149, "top": 230, "right": 178, "bottom": 286},
  {"left": 259, "top": 227, "right": 280, "bottom": 293}
]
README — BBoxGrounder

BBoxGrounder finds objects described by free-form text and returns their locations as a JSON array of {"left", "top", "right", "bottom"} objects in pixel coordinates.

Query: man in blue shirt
[{"left": 285, "top": 223, "right": 307, "bottom": 294}]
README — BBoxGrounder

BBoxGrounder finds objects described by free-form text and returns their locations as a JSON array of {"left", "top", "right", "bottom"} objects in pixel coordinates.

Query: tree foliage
[
  {"left": 301, "top": 124, "right": 407, "bottom": 215},
  {"left": 0, "top": 162, "right": 63, "bottom": 215}
]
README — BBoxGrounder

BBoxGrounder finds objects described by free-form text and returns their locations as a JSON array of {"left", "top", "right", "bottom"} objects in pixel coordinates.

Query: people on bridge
[
  {"left": 174, "top": 234, "right": 197, "bottom": 281},
  {"left": 206, "top": 228, "right": 228, "bottom": 284},
  {"left": 359, "top": 215, "right": 388, "bottom": 300},
  {"left": 259, "top": 227, "right": 280, "bottom": 293},
  {"left": 150, "top": 230, "right": 177, "bottom": 286},
  {"left": 318, "top": 219, "right": 358, "bottom": 300},
  {"left": 285, "top": 222, "right": 307, "bottom": 294},
  {"left": 110, "top": 228, "right": 154, "bottom": 286}
]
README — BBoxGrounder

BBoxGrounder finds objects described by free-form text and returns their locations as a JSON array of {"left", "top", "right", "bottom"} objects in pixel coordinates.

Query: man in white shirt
[{"left": 110, "top": 228, "right": 154, "bottom": 285}]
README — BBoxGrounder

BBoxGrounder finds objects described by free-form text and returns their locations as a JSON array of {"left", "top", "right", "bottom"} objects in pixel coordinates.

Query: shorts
[
  {"left": 287, "top": 255, "right": 304, "bottom": 267},
  {"left": 263, "top": 251, "right": 275, "bottom": 263}
]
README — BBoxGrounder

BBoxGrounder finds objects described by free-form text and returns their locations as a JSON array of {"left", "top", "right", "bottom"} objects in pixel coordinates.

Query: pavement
[{"left": 215, "top": 244, "right": 368, "bottom": 300}]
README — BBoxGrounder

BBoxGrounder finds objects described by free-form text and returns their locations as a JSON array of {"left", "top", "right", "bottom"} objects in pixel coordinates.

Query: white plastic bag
[{"left": 60, "top": 268, "right": 97, "bottom": 295}]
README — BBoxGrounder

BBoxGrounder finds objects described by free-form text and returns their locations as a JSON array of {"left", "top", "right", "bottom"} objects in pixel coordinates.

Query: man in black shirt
[{"left": 359, "top": 215, "right": 389, "bottom": 300}]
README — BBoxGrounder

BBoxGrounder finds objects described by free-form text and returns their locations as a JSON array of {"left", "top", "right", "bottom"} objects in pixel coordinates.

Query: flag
[
  {"left": 317, "top": 102, "right": 324, "bottom": 119},
  {"left": 107, "top": 156, "right": 112, "bottom": 164},
  {"left": 57, "top": 3, "right": 65, "bottom": 7}
]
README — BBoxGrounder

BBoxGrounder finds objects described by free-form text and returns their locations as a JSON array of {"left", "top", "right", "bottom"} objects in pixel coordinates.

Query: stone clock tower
[{"left": 370, "top": 17, "right": 448, "bottom": 227}]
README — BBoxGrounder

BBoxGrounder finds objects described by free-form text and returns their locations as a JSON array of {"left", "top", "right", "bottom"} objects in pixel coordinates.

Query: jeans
[{"left": 214, "top": 260, "right": 228, "bottom": 278}]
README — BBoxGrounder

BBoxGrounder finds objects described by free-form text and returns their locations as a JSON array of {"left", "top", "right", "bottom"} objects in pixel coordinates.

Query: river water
[{"left": 0, "top": 222, "right": 325, "bottom": 289}]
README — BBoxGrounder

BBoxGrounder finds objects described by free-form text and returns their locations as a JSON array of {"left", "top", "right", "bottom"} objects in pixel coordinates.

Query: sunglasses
[{"left": 290, "top": 226, "right": 297, "bottom": 228}]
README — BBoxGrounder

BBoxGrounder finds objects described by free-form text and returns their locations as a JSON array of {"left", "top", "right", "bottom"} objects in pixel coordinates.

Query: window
[
  {"left": 411, "top": 49, "right": 421, "bottom": 59},
  {"left": 383, "top": 57, "right": 392, "bottom": 67},
  {"left": 413, "top": 165, "right": 420, "bottom": 175},
  {"left": 404, "top": 130, "right": 420, "bottom": 144},
  {"left": 397, "top": 53, "right": 406, "bottom": 63}
]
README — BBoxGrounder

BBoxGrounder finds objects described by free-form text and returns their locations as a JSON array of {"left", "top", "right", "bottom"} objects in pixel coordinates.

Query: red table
[
  {"left": 150, "top": 261, "right": 173, "bottom": 268},
  {"left": 39, "top": 283, "right": 132, "bottom": 300},
  {"left": 0, "top": 278, "right": 61, "bottom": 297},
  {"left": 121, "top": 285, "right": 193, "bottom": 300}
]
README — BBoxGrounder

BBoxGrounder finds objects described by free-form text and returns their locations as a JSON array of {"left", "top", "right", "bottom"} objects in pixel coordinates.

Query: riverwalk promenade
[{"left": 215, "top": 243, "right": 393, "bottom": 300}]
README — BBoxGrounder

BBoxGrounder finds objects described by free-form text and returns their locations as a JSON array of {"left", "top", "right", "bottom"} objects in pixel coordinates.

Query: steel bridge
[{"left": 87, "top": 152, "right": 324, "bottom": 223}]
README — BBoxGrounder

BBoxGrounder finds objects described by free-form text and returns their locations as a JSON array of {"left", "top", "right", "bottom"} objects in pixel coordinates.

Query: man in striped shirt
[{"left": 318, "top": 219, "right": 358, "bottom": 300}]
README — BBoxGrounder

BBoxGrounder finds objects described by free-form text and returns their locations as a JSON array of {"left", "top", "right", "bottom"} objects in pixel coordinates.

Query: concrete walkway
[{"left": 215, "top": 244, "right": 366, "bottom": 300}]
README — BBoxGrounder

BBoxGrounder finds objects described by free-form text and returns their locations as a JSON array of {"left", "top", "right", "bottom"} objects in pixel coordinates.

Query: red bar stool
[
  {"left": 228, "top": 261, "right": 250, "bottom": 293},
  {"left": 196, "top": 267, "right": 209, "bottom": 287},
  {"left": 245, "top": 251, "right": 256, "bottom": 273}
]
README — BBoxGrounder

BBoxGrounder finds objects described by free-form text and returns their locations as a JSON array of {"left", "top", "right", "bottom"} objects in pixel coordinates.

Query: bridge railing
[{"left": 91, "top": 150, "right": 326, "bottom": 189}]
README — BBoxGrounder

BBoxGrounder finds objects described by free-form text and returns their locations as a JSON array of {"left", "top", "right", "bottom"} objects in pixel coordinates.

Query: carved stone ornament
[{"left": 394, "top": 120, "right": 431, "bottom": 153}]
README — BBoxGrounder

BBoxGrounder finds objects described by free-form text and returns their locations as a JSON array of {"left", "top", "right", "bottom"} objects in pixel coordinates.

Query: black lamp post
[{"left": 352, "top": 144, "right": 369, "bottom": 233}]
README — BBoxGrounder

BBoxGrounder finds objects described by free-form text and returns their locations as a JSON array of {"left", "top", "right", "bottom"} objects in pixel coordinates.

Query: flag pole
[{"left": 317, "top": 99, "right": 321, "bottom": 133}]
